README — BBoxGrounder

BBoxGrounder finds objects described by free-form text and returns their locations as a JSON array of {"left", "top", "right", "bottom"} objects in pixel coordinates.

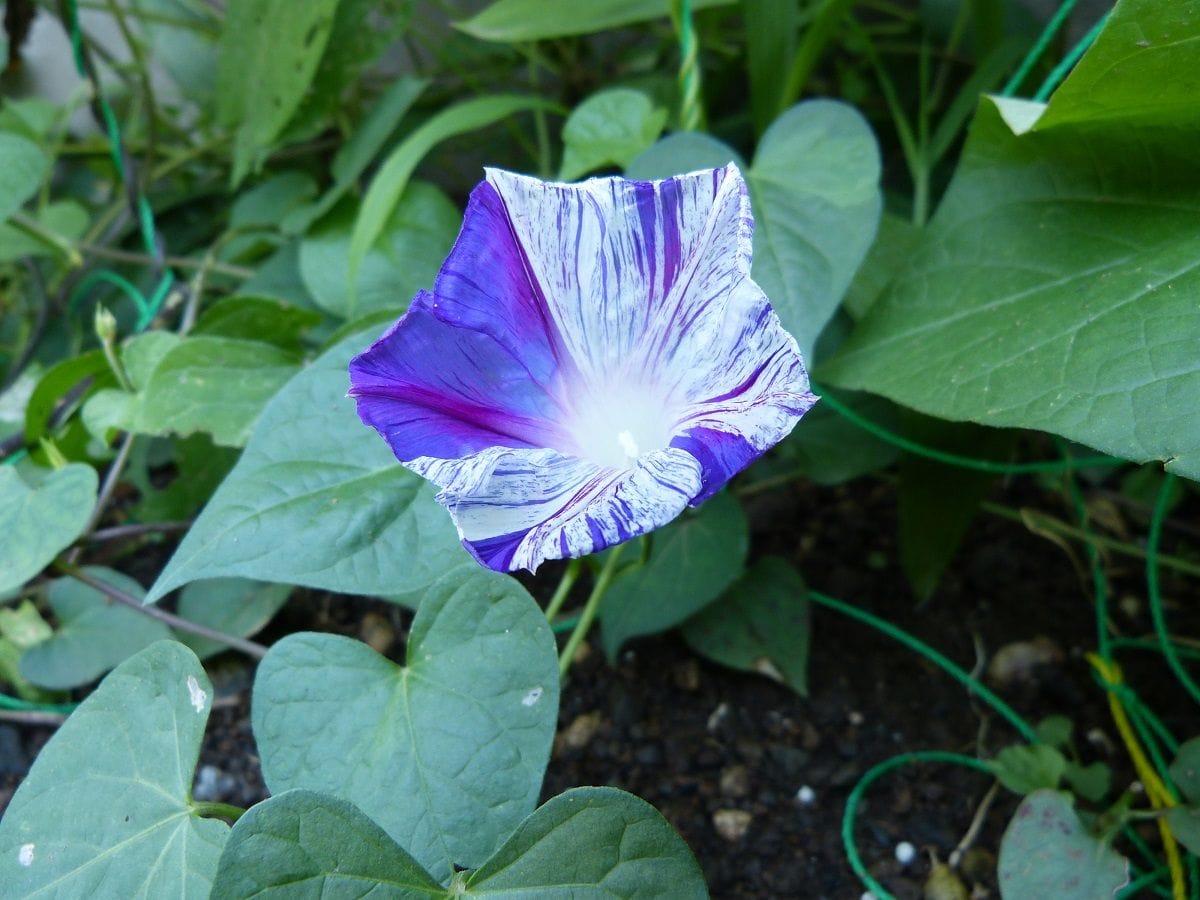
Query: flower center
[{"left": 568, "top": 382, "right": 673, "bottom": 469}]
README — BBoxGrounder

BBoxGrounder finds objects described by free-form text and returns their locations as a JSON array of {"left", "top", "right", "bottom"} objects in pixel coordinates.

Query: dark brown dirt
[{"left": 3, "top": 474, "right": 1197, "bottom": 899}]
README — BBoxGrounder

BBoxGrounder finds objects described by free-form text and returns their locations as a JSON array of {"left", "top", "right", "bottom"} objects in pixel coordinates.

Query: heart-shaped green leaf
[
  {"left": 211, "top": 787, "right": 706, "bottom": 898},
  {"left": 174, "top": 578, "right": 291, "bottom": 660},
  {"left": 0, "top": 463, "right": 97, "bottom": 595},
  {"left": 0, "top": 641, "right": 228, "bottom": 897},
  {"left": 682, "top": 556, "right": 810, "bottom": 695},
  {"left": 252, "top": 568, "right": 558, "bottom": 881},
  {"left": 20, "top": 567, "right": 172, "bottom": 689},
  {"left": 210, "top": 790, "right": 445, "bottom": 899},
  {"left": 821, "top": 5, "right": 1200, "bottom": 479},
  {"left": 146, "top": 329, "right": 472, "bottom": 603},
  {"left": 601, "top": 489, "right": 748, "bottom": 659},
  {"left": 300, "top": 183, "right": 458, "bottom": 320},
  {"left": 558, "top": 88, "right": 668, "bottom": 181},
  {"left": 0, "top": 132, "right": 47, "bottom": 222},
  {"left": 998, "top": 790, "right": 1128, "bottom": 899},
  {"left": 628, "top": 99, "right": 882, "bottom": 360},
  {"left": 464, "top": 787, "right": 707, "bottom": 896}
]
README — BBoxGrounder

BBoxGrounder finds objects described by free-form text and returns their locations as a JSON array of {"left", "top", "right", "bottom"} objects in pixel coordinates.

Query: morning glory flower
[{"left": 349, "top": 164, "right": 816, "bottom": 572}]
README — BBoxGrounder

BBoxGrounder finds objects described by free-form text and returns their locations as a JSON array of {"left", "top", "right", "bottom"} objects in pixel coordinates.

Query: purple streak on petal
[
  {"left": 429, "top": 180, "right": 583, "bottom": 391},
  {"left": 348, "top": 297, "right": 567, "bottom": 463},
  {"left": 670, "top": 430, "right": 762, "bottom": 504},
  {"left": 424, "top": 446, "right": 704, "bottom": 572}
]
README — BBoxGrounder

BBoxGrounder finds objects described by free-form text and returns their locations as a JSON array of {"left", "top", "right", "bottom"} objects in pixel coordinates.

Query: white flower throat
[{"left": 569, "top": 381, "right": 673, "bottom": 469}]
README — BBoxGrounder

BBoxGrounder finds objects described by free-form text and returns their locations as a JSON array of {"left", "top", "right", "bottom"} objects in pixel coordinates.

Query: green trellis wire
[
  {"left": 62, "top": 0, "right": 174, "bottom": 332},
  {"left": 671, "top": 0, "right": 705, "bottom": 131}
]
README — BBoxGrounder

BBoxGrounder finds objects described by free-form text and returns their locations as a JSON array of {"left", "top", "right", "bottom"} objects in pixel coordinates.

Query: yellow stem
[{"left": 1087, "top": 654, "right": 1185, "bottom": 900}]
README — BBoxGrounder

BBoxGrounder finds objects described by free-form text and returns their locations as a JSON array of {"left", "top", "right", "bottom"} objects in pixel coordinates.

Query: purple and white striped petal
[{"left": 349, "top": 164, "right": 817, "bottom": 572}]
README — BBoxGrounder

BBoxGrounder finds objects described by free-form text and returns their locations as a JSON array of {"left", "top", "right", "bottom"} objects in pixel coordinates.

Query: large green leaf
[
  {"left": 0, "top": 641, "right": 229, "bottom": 897},
  {"left": 822, "top": 28, "right": 1200, "bottom": 480},
  {"left": 600, "top": 490, "right": 748, "bottom": 659},
  {"left": 628, "top": 100, "right": 882, "bottom": 359},
  {"left": 349, "top": 94, "right": 557, "bottom": 289},
  {"left": 0, "top": 132, "right": 46, "bottom": 222},
  {"left": 463, "top": 787, "right": 707, "bottom": 896},
  {"left": 252, "top": 569, "right": 558, "bottom": 881},
  {"left": 0, "top": 464, "right": 97, "bottom": 595},
  {"left": 20, "top": 567, "right": 171, "bottom": 690},
  {"left": 211, "top": 791, "right": 445, "bottom": 899},
  {"left": 998, "top": 790, "right": 1128, "bottom": 899},
  {"left": 146, "top": 329, "right": 471, "bottom": 603},
  {"left": 85, "top": 335, "right": 302, "bottom": 448},
  {"left": 682, "top": 556, "right": 810, "bottom": 695},
  {"left": 558, "top": 88, "right": 668, "bottom": 182},
  {"left": 1035, "top": 0, "right": 1200, "bottom": 130},
  {"left": 300, "top": 183, "right": 459, "bottom": 320},
  {"left": 212, "top": 787, "right": 706, "bottom": 898},
  {"left": 456, "top": 0, "right": 732, "bottom": 41},
  {"left": 216, "top": 0, "right": 339, "bottom": 185}
]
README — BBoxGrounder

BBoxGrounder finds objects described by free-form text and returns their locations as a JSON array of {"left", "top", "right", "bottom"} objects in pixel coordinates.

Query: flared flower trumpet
[{"left": 349, "top": 164, "right": 817, "bottom": 572}]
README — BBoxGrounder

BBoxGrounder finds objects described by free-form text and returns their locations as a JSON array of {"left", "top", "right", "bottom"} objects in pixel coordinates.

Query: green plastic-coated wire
[
  {"left": 810, "top": 383, "right": 1123, "bottom": 474},
  {"left": 671, "top": 0, "right": 705, "bottom": 131},
  {"left": 808, "top": 590, "right": 1038, "bottom": 742},
  {"left": 1000, "top": 0, "right": 1080, "bottom": 96},
  {"left": 842, "top": 751, "right": 994, "bottom": 900},
  {"left": 1148, "top": 472, "right": 1200, "bottom": 707},
  {"left": 1033, "top": 12, "right": 1111, "bottom": 102},
  {"left": 62, "top": 0, "right": 173, "bottom": 330},
  {"left": 0, "top": 692, "right": 78, "bottom": 714}
]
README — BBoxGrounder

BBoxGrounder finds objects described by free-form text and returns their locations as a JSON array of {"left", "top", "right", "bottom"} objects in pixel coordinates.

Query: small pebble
[
  {"left": 192, "top": 764, "right": 237, "bottom": 802},
  {"left": 895, "top": 841, "right": 917, "bottom": 865},
  {"left": 673, "top": 659, "right": 701, "bottom": 691},
  {"left": 719, "top": 764, "right": 750, "bottom": 798},
  {"left": 848, "top": 710, "right": 865, "bottom": 726},
  {"left": 796, "top": 785, "right": 816, "bottom": 805},
  {"left": 359, "top": 612, "right": 395, "bottom": 654},
  {"left": 706, "top": 701, "right": 730, "bottom": 733},
  {"left": 712, "top": 808, "right": 753, "bottom": 842},
  {"left": 558, "top": 711, "right": 603, "bottom": 751}
]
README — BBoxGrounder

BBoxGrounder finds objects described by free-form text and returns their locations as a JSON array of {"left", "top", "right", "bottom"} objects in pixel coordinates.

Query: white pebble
[
  {"left": 860, "top": 892, "right": 877, "bottom": 900},
  {"left": 895, "top": 841, "right": 916, "bottom": 865},
  {"left": 796, "top": 785, "right": 816, "bottom": 805}
]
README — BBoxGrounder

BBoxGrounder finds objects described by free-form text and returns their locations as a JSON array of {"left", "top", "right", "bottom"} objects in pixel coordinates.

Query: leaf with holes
[
  {"left": 998, "top": 790, "right": 1128, "bottom": 899},
  {"left": 0, "top": 641, "right": 228, "bottom": 897},
  {"left": 216, "top": 0, "right": 340, "bottom": 185},
  {"left": 146, "top": 329, "right": 472, "bottom": 603},
  {"left": 252, "top": 568, "right": 558, "bottom": 881}
]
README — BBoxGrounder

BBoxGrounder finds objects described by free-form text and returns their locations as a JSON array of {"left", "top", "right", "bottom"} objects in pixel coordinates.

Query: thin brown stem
[
  {"left": 55, "top": 562, "right": 268, "bottom": 660},
  {"left": 0, "top": 709, "right": 68, "bottom": 726},
  {"left": 87, "top": 520, "right": 192, "bottom": 542}
]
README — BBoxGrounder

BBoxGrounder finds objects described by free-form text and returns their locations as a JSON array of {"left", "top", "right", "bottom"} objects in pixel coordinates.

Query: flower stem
[
  {"left": 558, "top": 546, "right": 625, "bottom": 679},
  {"left": 190, "top": 801, "right": 245, "bottom": 823},
  {"left": 543, "top": 558, "right": 581, "bottom": 623}
]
